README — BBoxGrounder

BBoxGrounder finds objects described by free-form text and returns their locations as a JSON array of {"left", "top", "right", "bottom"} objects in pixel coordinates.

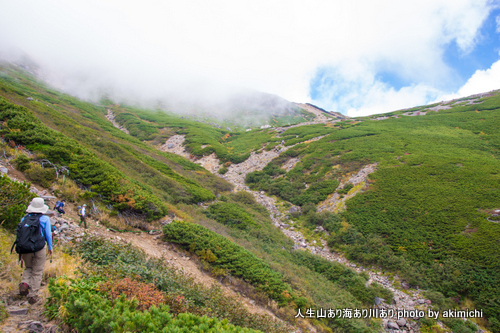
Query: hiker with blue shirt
[
  {"left": 54, "top": 199, "right": 65, "bottom": 214},
  {"left": 16, "top": 197, "right": 53, "bottom": 300}
]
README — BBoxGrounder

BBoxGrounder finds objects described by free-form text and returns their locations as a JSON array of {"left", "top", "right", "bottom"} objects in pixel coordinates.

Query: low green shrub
[
  {"left": 0, "top": 97, "right": 168, "bottom": 220},
  {"left": 218, "top": 166, "right": 229, "bottom": 174},
  {"left": 231, "top": 191, "right": 258, "bottom": 206},
  {"left": 289, "top": 250, "right": 393, "bottom": 305},
  {"left": 203, "top": 202, "right": 257, "bottom": 229},
  {"left": 13, "top": 154, "right": 31, "bottom": 171},
  {"left": 337, "top": 183, "right": 353, "bottom": 195},
  {"left": 163, "top": 221, "right": 295, "bottom": 305},
  {"left": 72, "top": 237, "right": 289, "bottom": 333},
  {"left": 440, "top": 318, "right": 479, "bottom": 333},
  {"left": 0, "top": 302, "right": 8, "bottom": 324},
  {"left": 25, "top": 163, "right": 57, "bottom": 188},
  {"left": 246, "top": 169, "right": 339, "bottom": 207},
  {"left": 46, "top": 277, "right": 260, "bottom": 333},
  {"left": 0, "top": 175, "right": 35, "bottom": 230}
]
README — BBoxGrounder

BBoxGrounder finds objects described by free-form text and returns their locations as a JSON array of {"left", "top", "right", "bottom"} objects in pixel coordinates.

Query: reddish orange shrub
[{"left": 99, "top": 277, "right": 165, "bottom": 311}]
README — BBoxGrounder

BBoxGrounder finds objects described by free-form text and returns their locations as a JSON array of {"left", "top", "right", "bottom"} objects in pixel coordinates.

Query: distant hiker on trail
[
  {"left": 54, "top": 199, "right": 65, "bottom": 214},
  {"left": 12, "top": 197, "right": 53, "bottom": 303},
  {"left": 78, "top": 204, "right": 87, "bottom": 229}
]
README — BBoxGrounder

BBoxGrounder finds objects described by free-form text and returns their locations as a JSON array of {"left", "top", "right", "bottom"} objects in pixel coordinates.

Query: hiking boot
[
  {"left": 19, "top": 282, "right": 30, "bottom": 296},
  {"left": 27, "top": 294, "right": 41, "bottom": 304}
]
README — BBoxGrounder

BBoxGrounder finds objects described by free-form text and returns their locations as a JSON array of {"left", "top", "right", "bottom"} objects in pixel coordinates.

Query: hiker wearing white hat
[
  {"left": 78, "top": 204, "right": 87, "bottom": 229},
  {"left": 15, "top": 197, "right": 53, "bottom": 301}
]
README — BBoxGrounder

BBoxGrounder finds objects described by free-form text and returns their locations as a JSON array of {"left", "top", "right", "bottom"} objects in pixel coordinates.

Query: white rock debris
[{"left": 105, "top": 109, "right": 130, "bottom": 134}]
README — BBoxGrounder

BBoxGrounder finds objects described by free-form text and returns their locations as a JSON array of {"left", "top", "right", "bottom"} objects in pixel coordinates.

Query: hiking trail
[{"left": 158, "top": 128, "right": 443, "bottom": 332}]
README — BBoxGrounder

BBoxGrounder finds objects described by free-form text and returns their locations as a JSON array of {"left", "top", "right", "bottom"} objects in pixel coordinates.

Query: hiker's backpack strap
[{"left": 10, "top": 240, "right": 17, "bottom": 254}]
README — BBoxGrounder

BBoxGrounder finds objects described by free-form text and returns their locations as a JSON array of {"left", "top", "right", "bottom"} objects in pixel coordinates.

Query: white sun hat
[{"left": 25, "top": 197, "right": 49, "bottom": 214}]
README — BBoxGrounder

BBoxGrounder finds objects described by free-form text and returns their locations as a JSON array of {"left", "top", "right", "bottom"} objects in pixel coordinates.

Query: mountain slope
[
  {"left": 1, "top": 62, "right": 500, "bottom": 332},
  {"left": 0, "top": 63, "right": 233, "bottom": 209},
  {"left": 0, "top": 64, "right": 396, "bottom": 332},
  {"left": 244, "top": 91, "right": 500, "bottom": 331}
]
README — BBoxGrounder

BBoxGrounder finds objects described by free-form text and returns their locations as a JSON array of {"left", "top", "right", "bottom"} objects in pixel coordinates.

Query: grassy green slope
[
  {"left": 172, "top": 192, "right": 391, "bottom": 332},
  {"left": 109, "top": 104, "right": 283, "bottom": 163},
  {"left": 247, "top": 94, "right": 500, "bottom": 330},
  {"left": 3, "top": 61, "right": 499, "bottom": 329},
  {"left": 0, "top": 64, "right": 232, "bottom": 206},
  {"left": 107, "top": 104, "right": 326, "bottom": 164}
]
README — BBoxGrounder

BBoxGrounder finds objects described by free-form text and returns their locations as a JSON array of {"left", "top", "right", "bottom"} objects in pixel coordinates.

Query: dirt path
[
  {"left": 93, "top": 227, "right": 276, "bottom": 318},
  {"left": 0, "top": 220, "right": 278, "bottom": 332},
  {"left": 1, "top": 295, "right": 58, "bottom": 333},
  {"left": 0, "top": 159, "right": 280, "bottom": 331}
]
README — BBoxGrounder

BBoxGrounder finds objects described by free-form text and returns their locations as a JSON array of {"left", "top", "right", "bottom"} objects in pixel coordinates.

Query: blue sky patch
[
  {"left": 375, "top": 71, "right": 411, "bottom": 91},
  {"left": 443, "top": 9, "right": 500, "bottom": 89},
  {"left": 309, "top": 9, "right": 500, "bottom": 114}
]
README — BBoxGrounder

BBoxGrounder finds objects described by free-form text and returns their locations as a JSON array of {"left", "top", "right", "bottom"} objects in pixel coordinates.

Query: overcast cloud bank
[{"left": 1, "top": 0, "right": 499, "bottom": 116}]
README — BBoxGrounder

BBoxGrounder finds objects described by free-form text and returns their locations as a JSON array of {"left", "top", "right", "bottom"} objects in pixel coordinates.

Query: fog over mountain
[{"left": 1, "top": 1, "right": 499, "bottom": 116}]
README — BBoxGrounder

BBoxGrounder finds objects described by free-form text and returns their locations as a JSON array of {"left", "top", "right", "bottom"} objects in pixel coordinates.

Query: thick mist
[{"left": 1, "top": 1, "right": 499, "bottom": 117}]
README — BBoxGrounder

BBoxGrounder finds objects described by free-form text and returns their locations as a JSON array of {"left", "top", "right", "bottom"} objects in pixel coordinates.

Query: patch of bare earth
[
  {"left": 317, "top": 163, "right": 378, "bottom": 213},
  {"left": 105, "top": 109, "right": 130, "bottom": 134},
  {"left": 158, "top": 135, "right": 220, "bottom": 173},
  {"left": 0, "top": 294, "right": 60, "bottom": 333},
  {"left": 96, "top": 228, "right": 275, "bottom": 317},
  {"left": 294, "top": 103, "right": 329, "bottom": 122}
]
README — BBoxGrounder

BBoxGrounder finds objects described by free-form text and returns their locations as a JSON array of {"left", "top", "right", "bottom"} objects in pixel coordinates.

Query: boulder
[
  {"left": 387, "top": 321, "right": 399, "bottom": 330},
  {"left": 58, "top": 223, "right": 69, "bottom": 232},
  {"left": 27, "top": 321, "right": 44, "bottom": 333},
  {"left": 374, "top": 297, "right": 385, "bottom": 305},
  {"left": 7, "top": 307, "right": 28, "bottom": 316},
  {"left": 396, "top": 318, "right": 407, "bottom": 327}
]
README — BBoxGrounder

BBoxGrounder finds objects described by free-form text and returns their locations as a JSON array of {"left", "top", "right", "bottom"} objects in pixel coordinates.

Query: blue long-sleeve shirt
[{"left": 21, "top": 214, "right": 53, "bottom": 251}]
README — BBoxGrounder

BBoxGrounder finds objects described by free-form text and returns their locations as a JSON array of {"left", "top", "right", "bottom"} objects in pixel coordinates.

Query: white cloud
[
  {"left": 438, "top": 59, "right": 500, "bottom": 101},
  {"left": 0, "top": 0, "right": 496, "bottom": 114},
  {"left": 346, "top": 84, "right": 440, "bottom": 117},
  {"left": 311, "top": 65, "right": 440, "bottom": 117}
]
